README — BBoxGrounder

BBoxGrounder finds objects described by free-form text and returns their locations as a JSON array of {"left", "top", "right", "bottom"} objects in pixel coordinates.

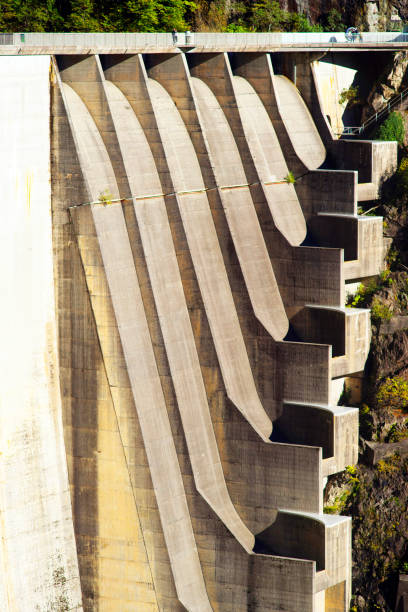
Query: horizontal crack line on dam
[{"left": 67, "top": 175, "right": 308, "bottom": 209}]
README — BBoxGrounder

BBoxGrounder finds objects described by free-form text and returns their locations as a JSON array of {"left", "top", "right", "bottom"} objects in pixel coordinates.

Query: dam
[{"left": 0, "top": 33, "right": 398, "bottom": 611}]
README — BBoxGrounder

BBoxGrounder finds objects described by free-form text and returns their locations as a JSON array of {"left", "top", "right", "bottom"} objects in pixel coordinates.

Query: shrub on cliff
[
  {"left": 375, "top": 111, "right": 405, "bottom": 148},
  {"left": 376, "top": 376, "right": 408, "bottom": 413},
  {"left": 249, "top": 1, "right": 322, "bottom": 32},
  {"left": 323, "top": 8, "right": 344, "bottom": 32}
]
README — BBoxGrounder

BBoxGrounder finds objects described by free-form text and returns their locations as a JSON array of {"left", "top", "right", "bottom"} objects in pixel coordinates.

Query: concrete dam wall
[{"left": 0, "top": 48, "right": 397, "bottom": 611}]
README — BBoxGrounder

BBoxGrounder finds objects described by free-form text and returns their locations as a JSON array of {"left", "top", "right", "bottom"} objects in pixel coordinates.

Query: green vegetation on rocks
[
  {"left": 346, "top": 456, "right": 408, "bottom": 611},
  {"left": 0, "top": 0, "right": 334, "bottom": 33},
  {"left": 375, "top": 111, "right": 405, "bottom": 148},
  {"left": 338, "top": 85, "right": 359, "bottom": 106}
]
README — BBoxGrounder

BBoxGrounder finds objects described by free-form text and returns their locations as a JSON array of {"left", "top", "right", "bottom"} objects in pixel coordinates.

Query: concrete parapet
[
  {"left": 343, "top": 215, "right": 385, "bottom": 280},
  {"left": 295, "top": 169, "right": 357, "bottom": 218},
  {"left": 256, "top": 510, "right": 351, "bottom": 596},
  {"left": 278, "top": 402, "right": 358, "bottom": 474},
  {"left": 310, "top": 213, "right": 384, "bottom": 281},
  {"left": 329, "top": 139, "right": 397, "bottom": 194}
]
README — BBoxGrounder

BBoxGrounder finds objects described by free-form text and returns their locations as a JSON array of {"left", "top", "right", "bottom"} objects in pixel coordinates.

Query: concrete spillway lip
[
  {"left": 190, "top": 75, "right": 289, "bottom": 341},
  {"left": 273, "top": 74, "right": 326, "bottom": 171},
  {"left": 145, "top": 75, "right": 275, "bottom": 443},
  {"left": 103, "top": 77, "right": 256, "bottom": 554},
  {"left": 232, "top": 74, "right": 307, "bottom": 246}
]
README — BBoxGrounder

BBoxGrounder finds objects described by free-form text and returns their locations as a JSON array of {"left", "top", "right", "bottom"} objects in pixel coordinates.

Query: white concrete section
[
  {"left": 331, "top": 377, "right": 346, "bottom": 406},
  {"left": 232, "top": 75, "right": 306, "bottom": 246},
  {"left": 190, "top": 76, "right": 289, "bottom": 340},
  {"left": 146, "top": 77, "right": 274, "bottom": 441},
  {"left": 103, "top": 79, "right": 255, "bottom": 552},
  {"left": 0, "top": 56, "right": 83, "bottom": 611},
  {"left": 61, "top": 82, "right": 212, "bottom": 611},
  {"left": 315, "top": 589, "right": 326, "bottom": 611},
  {"left": 313, "top": 60, "right": 357, "bottom": 136},
  {"left": 273, "top": 75, "right": 326, "bottom": 170}
]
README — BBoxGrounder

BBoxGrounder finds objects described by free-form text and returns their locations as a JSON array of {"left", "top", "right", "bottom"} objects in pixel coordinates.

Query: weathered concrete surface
[
  {"left": 295, "top": 169, "right": 358, "bottom": 218},
  {"left": 61, "top": 79, "right": 213, "bottom": 611},
  {"left": 191, "top": 75, "right": 289, "bottom": 341},
  {"left": 1, "top": 46, "right": 391, "bottom": 611},
  {"left": 279, "top": 402, "right": 359, "bottom": 475},
  {"left": 102, "top": 77, "right": 256, "bottom": 553},
  {"left": 291, "top": 304, "right": 371, "bottom": 377},
  {"left": 0, "top": 56, "right": 83, "bottom": 612},
  {"left": 145, "top": 75, "right": 273, "bottom": 441},
  {"left": 274, "top": 73, "right": 326, "bottom": 170},
  {"left": 101, "top": 50, "right": 328, "bottom": 557},
  {"left": 332, "top": 139, "right": 397, "bottom": 193},
  {"left": 59, "top": 62, "right": 334, "bottom": 609},
  {"left": 231, "top": 74, "right": 306, "bottom": 246}
]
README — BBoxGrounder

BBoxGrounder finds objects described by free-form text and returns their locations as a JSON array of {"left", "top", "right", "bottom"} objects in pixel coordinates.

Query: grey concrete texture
[
  {"left": 27, "top": 47, "right": 394, "bottom": 611},
  {"left": 98, "top": 55, "right": 328, "bottom": 543},
  {"left": 60, "top": 76, "right": 212, "bottom": 611},
  {"left": 51, "top": 64, "right": 168, "bottom": 611},
  {"left": 101, "top": 76, "right": 257, "bottom": 554},
  {"left": 278, "top": 402, "right": 359, "bottom": 475},
  {"left": 273, "top": 73, "right": 326, "bottom": 170},
  {"left": 190, "top": 74, "right": 289, "bottom": 341},
  {"left": 55, "top": 52, "right": 334, "bottom": 612},
  {"left": 232, "top": 74, "right": 307, "bottom": 246}
]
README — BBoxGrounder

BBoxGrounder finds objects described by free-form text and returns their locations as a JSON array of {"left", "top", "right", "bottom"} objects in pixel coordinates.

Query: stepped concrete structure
[{"left": 0, "top": 35, "right": 398, "bottom": 611}]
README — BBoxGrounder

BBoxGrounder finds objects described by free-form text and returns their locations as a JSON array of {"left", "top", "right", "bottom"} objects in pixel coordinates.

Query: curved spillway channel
[
  {"left": 146, "top": 77, "right": 273, "bottom": 442},
  {"left": 103, "top": 79, "right": 255, "bottom": 554},
  {"left": 60, "top": 82, "right": 212, "bottom": 612},
  {"left": 190, "top": 76, "right": 289, "bottom": 340},
  {"left": 232, "top": 75, "right": 306, "bottom": 246},
  {"left": 273, "top": 75, "right": 326, "bottom": 170}
]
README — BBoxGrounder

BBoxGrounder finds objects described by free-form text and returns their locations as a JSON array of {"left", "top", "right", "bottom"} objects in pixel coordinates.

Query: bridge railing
[{"left": 2, "top": 31, "right": 408, "bottom": 47}]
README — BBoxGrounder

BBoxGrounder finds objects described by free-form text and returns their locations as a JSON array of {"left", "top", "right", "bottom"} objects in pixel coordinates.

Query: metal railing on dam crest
[{"left": 2, "top": 30, "right": 408, "bottom": 50}]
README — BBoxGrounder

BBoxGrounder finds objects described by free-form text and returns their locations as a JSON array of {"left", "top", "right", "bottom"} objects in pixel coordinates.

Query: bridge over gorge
[{"left": 0, "top": 34, "right": 399, "bottom": 611}]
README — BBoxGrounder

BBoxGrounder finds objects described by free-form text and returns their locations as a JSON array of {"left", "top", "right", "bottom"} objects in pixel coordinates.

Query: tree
[
  {"left": 249, "top": 0, "right": 321, "bottom": 32},
  {"left": 66, "top": 0, "right": 100, "bottom": 31},
  {"left": 0, "top": 0, "right": 63, "bottom": 31},
  {"left": 324, "top": 8, "right": 344, "bottom": 32}
]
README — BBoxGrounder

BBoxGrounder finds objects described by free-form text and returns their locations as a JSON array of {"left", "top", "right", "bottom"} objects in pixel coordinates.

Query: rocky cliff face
[
  {"left": 364, "top": 51, "right": 408, "bottom": 120},
  {"left": 282, "top": 0, "right": 404, "bottom": 31},
  {"left": 324, "top": 194, "right": 408, "bottom": 610}
]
